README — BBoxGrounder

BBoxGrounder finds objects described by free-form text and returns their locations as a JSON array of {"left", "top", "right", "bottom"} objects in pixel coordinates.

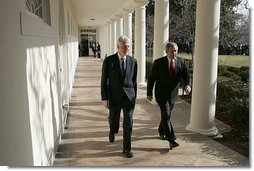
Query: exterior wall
[
  {"left": 61, "top": 0, "right": 79, "bottom": 107},
  {"left": 0, "top": 0, "right": 78, "bottom": 166}
]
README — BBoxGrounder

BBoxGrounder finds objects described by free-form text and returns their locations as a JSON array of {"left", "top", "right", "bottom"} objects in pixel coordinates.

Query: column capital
[
  {"left": 115, "top": 14, "right": 123, "bottom": 18},
  {"left": 110, "top": 18, "right": 116, "bottom": 22},
  {"left": 123, "top": 8, "right": 134, "bottom": 14},
  {"left": 132, "top": 0, "right": 148, "bottom": 8},
  {"left": 106, "top": 21, "right": 112, "bottom": 25}
]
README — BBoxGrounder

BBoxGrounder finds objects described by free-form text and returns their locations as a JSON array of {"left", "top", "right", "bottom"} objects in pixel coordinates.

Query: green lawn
[
  {"left": 147, "top": 53, "right": 249, "bottom": 68},
  {"left": 179, "top": 53, "right": 249, "bottom": 67}
]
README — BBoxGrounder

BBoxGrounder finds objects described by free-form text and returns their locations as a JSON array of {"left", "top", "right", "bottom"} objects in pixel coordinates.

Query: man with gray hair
[
  {"left": 101, "top": 36, "right": 138, "bottom": 158},
  {"left": 147, "top": 42, "right": 191, "bottom": 149}
]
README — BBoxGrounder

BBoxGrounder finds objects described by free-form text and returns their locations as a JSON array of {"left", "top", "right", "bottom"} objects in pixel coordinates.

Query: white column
[
  {"left": 123, "top": 9, "right": 133, "bottom": 56},
  {"left": 110, "top": 19, "right": 116, "bottom": 54},
  {"left": 101, "top": 25, "right": 106, "bottom": 59},
  {"left": 134, "top": 2, "right": 147, "bottom": 86},
  {"left": 116, "top": 15, "right": 123, "bottom": 39},
  {"left": 153, "top": 0, "right": 169, "bottom": 61},
  {"left": 107, "top": 22, "right": 111, "bottom": 56},
  {"left": 186, "top": 0, "right": 221, "bottom": 136},
  {"left": 98, "top": 27, "right": 102, "bottom": 58},
  {"left": 105, "top": 24, "right": 109, "bottom": 57},
  {"left": 104, "top": 25, "right": 107, "bottom": 58}
]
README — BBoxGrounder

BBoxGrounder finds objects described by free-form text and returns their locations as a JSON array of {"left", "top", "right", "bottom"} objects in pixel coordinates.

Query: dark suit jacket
[
  {"left": 147, "top": 56, "right": 191, "bottom": 104},
  {"left": 101, "top": 53, "right": 138, "bottom": 109}
]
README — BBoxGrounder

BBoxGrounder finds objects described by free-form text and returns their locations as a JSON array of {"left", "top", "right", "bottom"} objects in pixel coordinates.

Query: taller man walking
[{"left": 101, "top": 36, "right": 138, "bottom": 158}]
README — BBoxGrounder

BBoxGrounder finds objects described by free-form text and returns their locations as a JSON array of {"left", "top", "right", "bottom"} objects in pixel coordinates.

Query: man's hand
[
  {"left": 184, "top": 85, "right": 191, "bottom": 95},
  {"left": 147, "top": 96, "right": 153, "bottom": 102},
  {"left": 102, "top": 100, "right": 109, "bottom": 109}
]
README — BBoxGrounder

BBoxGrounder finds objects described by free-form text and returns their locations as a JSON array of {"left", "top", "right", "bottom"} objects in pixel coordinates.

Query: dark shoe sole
[
  {"left": 122, "top": 151, "right": 133, "bottom": 158},
  {"left": 109, "top": 134, "right": 115, "bottom": 143},
  {"left": 169, "top": 142, "right": 179, "bottom": 149}
]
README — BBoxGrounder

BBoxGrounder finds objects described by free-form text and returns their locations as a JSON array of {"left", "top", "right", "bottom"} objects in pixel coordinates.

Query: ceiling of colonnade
[{"left": 69, "top": 0, "right": 134, "bottom": 27}]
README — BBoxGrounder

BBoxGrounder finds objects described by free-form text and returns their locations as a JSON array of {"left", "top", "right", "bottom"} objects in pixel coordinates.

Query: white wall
[
  {"left": 0, "top": 0, "right": 79, "bottom": 166},
  {"left": 60, "top": 0, "right": 79, "bottom": 107}
]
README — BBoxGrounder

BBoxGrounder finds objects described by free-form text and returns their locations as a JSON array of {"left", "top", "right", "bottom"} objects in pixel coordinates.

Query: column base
[
  {"left": 186, "top": 124, "right": 218, "bottom": 137},
  {"left": 138, "top": 82, "right": 147, "bottom": 87}
]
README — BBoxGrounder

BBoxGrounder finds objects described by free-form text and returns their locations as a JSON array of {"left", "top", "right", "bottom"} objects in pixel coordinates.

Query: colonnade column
[
  {"left": 107, "top": 22, "right": 111, "bottom": 56},
  {"left": 153, "top": 0, "right": 169, "bottom": 61},
  {"left": 98, "top": 26, "right": 103, "bottom": 59},
  {"left": 102, "top": 25, "right": 107, "bottom": 59},
  {"left": 134, "top": 1, "right": 147, "bottom": 86},
  {"left": 186, "top": 0, "right": 221, "bottom": 136},
  {"left": 110, "top": 19, "right": 116, "bottom": 54},
  {"left": 123, "top": 9, "right": 133, "bottom": 56},
  {"left": 116, "top": 15, "right": 123, "bottom": 40}
]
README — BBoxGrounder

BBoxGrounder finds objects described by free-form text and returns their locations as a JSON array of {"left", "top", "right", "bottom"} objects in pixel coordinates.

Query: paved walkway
[{"left": 54, "top": 57, "right": 249, "bottom": 167}]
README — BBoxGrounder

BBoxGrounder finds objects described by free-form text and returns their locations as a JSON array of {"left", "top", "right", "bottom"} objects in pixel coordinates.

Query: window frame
[{"left": 25, "top": 0, "right": 51, "bottom": 25}]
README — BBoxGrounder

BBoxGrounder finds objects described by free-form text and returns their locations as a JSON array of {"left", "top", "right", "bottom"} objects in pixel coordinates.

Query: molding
[
  {"left": 20, "top": 11, "right": 54, "bottom": 38},
  {"left": 115, "top": 14, "right": 123, "bottom": 18},
  {"left": 110, "top": 18, "right": 116, "bottom": 22},
  {"left": 132, "top": 0, "right": 148, "bottom": 8},
  {"left": 123, "top": 8, "right": 134, "bottom": 14},
  {"left": 186, "top": 124, "right": 219, "bottom": 137}
]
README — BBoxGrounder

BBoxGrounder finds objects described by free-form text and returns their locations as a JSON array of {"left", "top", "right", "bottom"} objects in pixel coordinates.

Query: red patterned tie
[{"left": 170, "top": 60, "right": 175, "bottom": 80}]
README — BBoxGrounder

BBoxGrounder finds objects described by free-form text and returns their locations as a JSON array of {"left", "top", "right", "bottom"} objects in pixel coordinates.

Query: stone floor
[{"left": 53, "top": 57, "right": 249, "bottom": 167}]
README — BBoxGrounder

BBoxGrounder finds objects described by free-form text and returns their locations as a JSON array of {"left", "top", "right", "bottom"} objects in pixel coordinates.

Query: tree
[
  {"left": 168, "top": 0, "right": 196, "bottom": 57},
  {"left": 145, "top": 0, "right": 249, "bottom": 56},
  {"left": 219, "top": 0, "right": 249, "bottom": 54}
]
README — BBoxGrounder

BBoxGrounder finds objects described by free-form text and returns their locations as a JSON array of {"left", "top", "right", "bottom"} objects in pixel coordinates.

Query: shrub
[
  {"left": 219, "top": 70, "right": 241, "bottom": 80},
  {"left": 240, "top": 66, "right": 249, "bottom": 71},
  {"left": 227, "top": 66, "right": 241, "bottom": 74},
  {"left": 216, "top": 77, "right": 249, "bottom": 135},
  {"left": 146, "top": 60, "right": 153, "bottom": 79},
  {"left": 218, "top": 65, "right": 228, "bottom": 75},
  {"left": 217, "top": 65, "right": 250, "bottom": 81},
  {"left": 239, "top": 70, "right": 249, "bottom": 82}
]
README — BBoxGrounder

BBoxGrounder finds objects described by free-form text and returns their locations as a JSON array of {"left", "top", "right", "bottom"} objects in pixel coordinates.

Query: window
[
  {"left": 25, "top": 0, "right": 51, "bottom": 25},
  {"left": 80, "top": 29, "right": 97, "bottom": 33}
]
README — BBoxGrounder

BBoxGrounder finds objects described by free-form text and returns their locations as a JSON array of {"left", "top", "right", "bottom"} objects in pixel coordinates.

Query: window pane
[
  {"left": 26, "top": 0, "right": 43, "bottom": 18},
  {"left": 25, "top": 0, "right": 51, "bottom": 25}
]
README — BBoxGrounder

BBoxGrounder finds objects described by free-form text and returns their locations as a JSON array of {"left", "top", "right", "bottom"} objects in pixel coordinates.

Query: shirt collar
[
  {"left": 167, "top": 56, "right": 176, "bottom": 63},
  {"left": 118, "top": 53, "right": 126, "bottom": 60}
]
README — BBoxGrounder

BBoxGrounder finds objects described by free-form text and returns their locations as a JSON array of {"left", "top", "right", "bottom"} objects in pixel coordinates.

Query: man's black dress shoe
[
  {"left": 169, "top": 141, "right": 179, "bottom": 149},
  {"left": 109, "top": 133, "right": 115, "bottom": 143},
  {"left": 122, "top": 150, "right": 133, "bottom": 158}
]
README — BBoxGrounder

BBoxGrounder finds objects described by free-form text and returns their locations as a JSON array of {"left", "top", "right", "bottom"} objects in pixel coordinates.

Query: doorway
[{"left": 80, "top": 29, "right": 97, "bottom": 57}]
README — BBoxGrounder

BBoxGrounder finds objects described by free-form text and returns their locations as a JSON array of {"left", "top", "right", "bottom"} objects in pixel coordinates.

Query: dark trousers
[
  {"left": 108, "top": 94, "right": 134, "bottom": 151},
  {"left": 158, "top": 101, "right": 176, "bottom": 142}
]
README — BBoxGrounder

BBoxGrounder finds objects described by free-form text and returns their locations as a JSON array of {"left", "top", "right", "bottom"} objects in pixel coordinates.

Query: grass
[
  {"left": 179, "top": 53, "right": 249, "bottom": 67},
  {"left": 146, "top": 53, "right": 249, "bottom": 67}
]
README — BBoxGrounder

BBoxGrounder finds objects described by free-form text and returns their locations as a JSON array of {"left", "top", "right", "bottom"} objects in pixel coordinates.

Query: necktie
[
  {"left": 121, "top": 58, "right": 125, "bottom": 76},
  {"left": 170, "top": 60, "right": 175, "bottom": 80}
]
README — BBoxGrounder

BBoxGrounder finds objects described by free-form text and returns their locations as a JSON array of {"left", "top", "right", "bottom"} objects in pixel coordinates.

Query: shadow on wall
[{"left": 26, "top": 45, "right": 61, "bottom": 165}]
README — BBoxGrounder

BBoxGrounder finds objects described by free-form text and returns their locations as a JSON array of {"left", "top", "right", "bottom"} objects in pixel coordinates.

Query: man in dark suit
[
  {"left": 147, "top": 42, "right": 191, "bottom": 149},
  {"left": 101, "top": 36, "right": 138, "bottom": 158}
]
